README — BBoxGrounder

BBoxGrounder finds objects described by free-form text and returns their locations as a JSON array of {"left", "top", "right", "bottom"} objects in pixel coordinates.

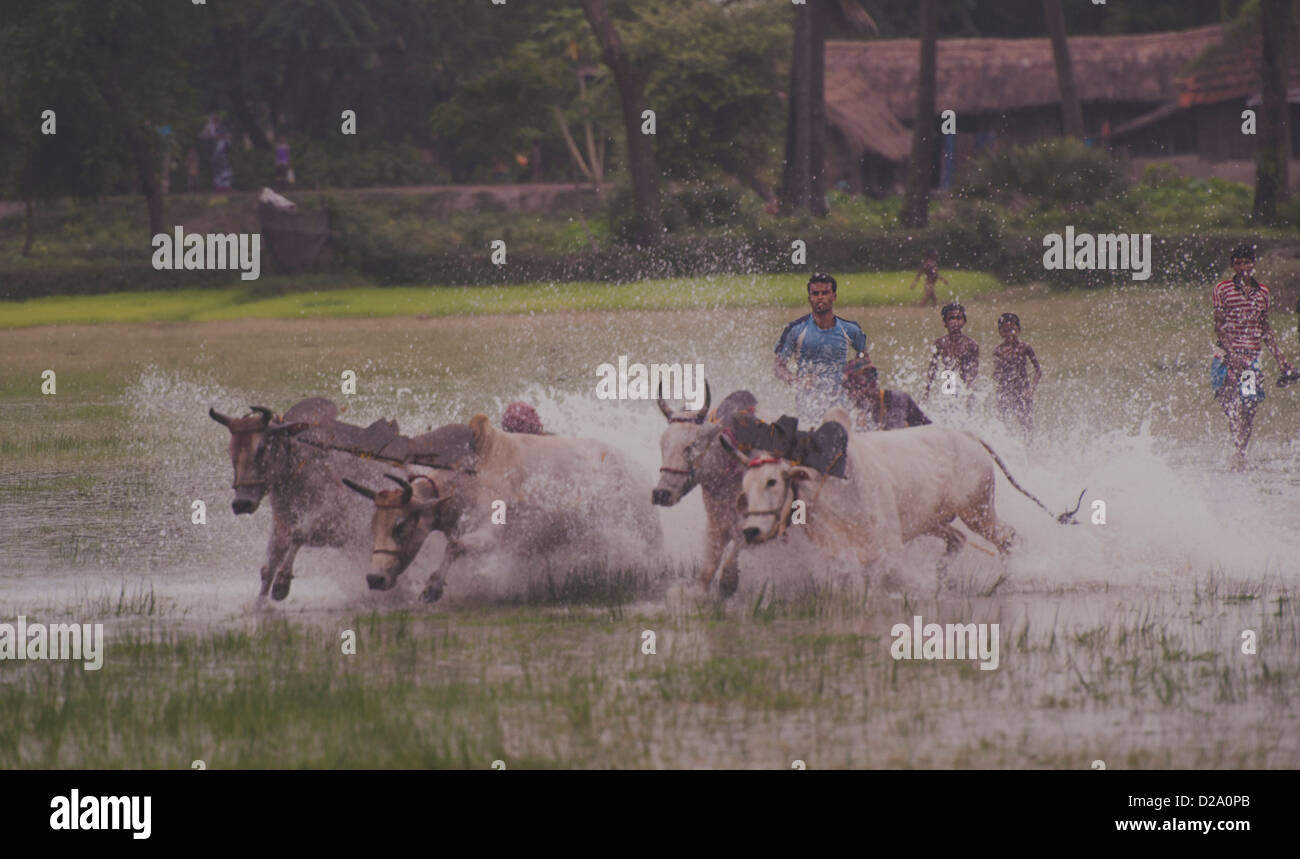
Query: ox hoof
[
  {"left": 420, "top": 582, "right": 444, "bottom": 604},
  {"left": 366, "top": 574, "right": 393, "bottom": 591},
  {"left": 719, "top": 567, "right": 739, "bottom": 599},
  {"left": 270, "top": 578, "right": 292, "bottom": 601}
]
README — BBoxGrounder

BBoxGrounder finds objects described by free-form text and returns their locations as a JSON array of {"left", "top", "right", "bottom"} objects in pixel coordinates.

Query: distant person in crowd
[
  {"left": 185, "top": 146, "right": 200, "bottom": 193},
  {"left": 530, "top": 139, "right": 543, "bottom": 182},
  {"left": 993, "top": 312, "right": 1041, "bottom": 440},
  {"left": 492, "top": 159, "right": 508, "bottom": 183},
  {"left": 1211, "top": 244, "right": 1297, "bottom": 467},
  {"left": 774, "top": 273, "right": 869, "bottom": 426},
  {"left": 156, "top": 124, "right": 174, "bottom": 194},
  {"left": 843, "top": 358, "right": 931, "bottom": 432},
  {"left": 274, "top": 135, "right": 293, "bottom": 187},
  {"left": 212, "top": 132, "right": 233, "bottom": 192},
  {"left": 502, "top": 402, "right": 544, "bottom": 434},
  {"left": 199, "top": 112, "right": 223, "bottom": 163},
  {"left": 909, "top": 247, "right": 949, "bottom": 307},
  {"left": 925, "top": 302, "right": 979, "bottom": 411}
]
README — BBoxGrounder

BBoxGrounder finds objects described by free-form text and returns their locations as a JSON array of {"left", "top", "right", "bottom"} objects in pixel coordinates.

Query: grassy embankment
[{"left": 0, "top": 270, "right": 1006, "bottom": 328}]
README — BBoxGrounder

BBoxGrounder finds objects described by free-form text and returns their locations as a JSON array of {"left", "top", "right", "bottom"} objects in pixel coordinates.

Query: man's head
[
  {"left": 807, "top": 273, "right": 837, "bottom": 315},
  {"left": 941, "top": 302, "right": 966, "bottom": 333},
  {"left": 1231, "top": 243, "right": 1256, "bottom": 278},
  {"left": 502, "top": 402, "right": 543, "bottom": 434},
  {"left": 998, "top": 312, "right": 1021, "bottom": 340},
  {"left": 924, "top": 248, "right": 939, "bottom": 262},
  {"left": 844, "top": 357, "right": 879, "bottom": 401}
]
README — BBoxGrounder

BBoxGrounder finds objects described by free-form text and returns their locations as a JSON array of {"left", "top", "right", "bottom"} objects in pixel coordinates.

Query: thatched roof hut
[{"left": 825, "top": 25, "right": 1222, "bottom": 170}]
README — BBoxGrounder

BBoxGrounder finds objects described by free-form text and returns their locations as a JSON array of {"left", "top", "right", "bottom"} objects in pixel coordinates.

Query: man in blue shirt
[{"left": 774, "top": 273, "right": 869, "bottom": 425}]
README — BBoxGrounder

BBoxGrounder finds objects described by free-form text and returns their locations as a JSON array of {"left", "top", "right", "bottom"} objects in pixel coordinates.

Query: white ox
[
  {"left": 719, "top": 409, "right": 1074, "bottom": 589},
  {"left": 348, "top": 413, "right": 663, "bottom": 602}
]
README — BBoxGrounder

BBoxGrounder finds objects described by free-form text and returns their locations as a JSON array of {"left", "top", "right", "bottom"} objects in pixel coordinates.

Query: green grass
[
  {"left": 1, "top": 577, "right": 1295, "bottom": 768},
  {"left": 0, "top": 270, "right": 1005, "bottom": 329}
]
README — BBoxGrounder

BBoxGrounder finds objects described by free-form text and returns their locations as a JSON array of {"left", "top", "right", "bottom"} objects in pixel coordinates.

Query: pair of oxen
[
  {"left": 209, "top": 386, "right": 1071, "bottom": 603},
  {"left": 209, "top": 396, "right": 660, "bottom": 602}
]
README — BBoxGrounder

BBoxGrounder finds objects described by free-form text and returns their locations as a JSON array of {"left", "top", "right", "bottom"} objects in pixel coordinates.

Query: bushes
[
  {"left": 958, "top": 138, "right": 1127, "bottom": 207},
  {"left": 230, "top": 139, "right": 448, "bottom": 192}
]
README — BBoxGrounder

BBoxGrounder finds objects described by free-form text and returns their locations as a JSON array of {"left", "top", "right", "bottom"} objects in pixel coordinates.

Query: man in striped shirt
[{"left": 1211, "top": 244, "right": 1295, "bottom": 465}]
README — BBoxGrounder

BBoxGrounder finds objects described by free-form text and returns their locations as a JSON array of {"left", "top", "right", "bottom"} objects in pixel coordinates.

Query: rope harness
[{"left": 742, "top": 455, "right": 834, "bottom": 542}]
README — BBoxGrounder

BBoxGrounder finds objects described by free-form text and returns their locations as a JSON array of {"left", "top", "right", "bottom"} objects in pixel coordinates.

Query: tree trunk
[
  {"left": 900, "top": 0, "right": 938, "bottom": 227},
  {"left": 580, "top": 0, "right": 662, "bottom": 245},
  {"left": 1045, "top": 0, "right": 1086, "bottom": 138},
  {"left": 1255, "top": 0, "right": 1292, "bottom": 219},
  {"left": 22, "top": 198, "right": 34, "bottom": 257},
  {"left": 129, "top": 129, "right": 166, "bottom": 237},
  {"left": 781, "top": 0, "right": 820, "bottom": 214},
  {"left": 809, "top": 1, "right": 828, "bottom": 216}
]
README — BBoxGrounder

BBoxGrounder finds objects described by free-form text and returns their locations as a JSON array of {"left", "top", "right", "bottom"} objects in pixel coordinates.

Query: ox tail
[{"left": 977, "top": 439, "right": 1085, "bottom": 525}]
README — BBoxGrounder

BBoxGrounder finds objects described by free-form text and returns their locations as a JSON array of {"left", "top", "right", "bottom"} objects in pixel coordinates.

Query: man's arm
[
  {"left": 924, "top": 346, "right": 939, "bottom": 398},
  {"left": 1027, "top": 345, "right": 1042, "bottom": 391},
  {"left": 909, "top": 270, "right": 922, "bottom": 289},
  {"left": 966, "top": 342, "right": 980, "bottom": 386},
  {"left": 773, "top": 354, "right": 795, "bottom": 385},
  {"left": 1261, "top": 317, "right": 1293, "bottom": 370}
]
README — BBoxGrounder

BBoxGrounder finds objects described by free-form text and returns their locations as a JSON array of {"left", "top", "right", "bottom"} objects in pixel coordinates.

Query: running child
[
  {"left": 992, "top": 312, "right": 1041, "bottom": 439},
  {"left": 909, "top": 248, "right": 949, "bottom": 307},
  {"left": 925, "top": 302, "right": 979, "bottom": 410}
]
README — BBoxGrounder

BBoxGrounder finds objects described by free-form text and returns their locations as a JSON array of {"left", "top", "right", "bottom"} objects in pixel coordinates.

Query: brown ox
[
  {"left": 651, "top": 385, "right": 759, "bottom": 596},
  {"left": 209, "top": 397, "right": 401, "bottom": 601},
  {"left": 346, "top": 415, "right": 662, "bottom": 603}
]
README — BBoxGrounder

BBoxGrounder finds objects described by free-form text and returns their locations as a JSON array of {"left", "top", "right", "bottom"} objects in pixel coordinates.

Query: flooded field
[{"left": 1, "top": 280, "right": 1298, "bottom": 767}]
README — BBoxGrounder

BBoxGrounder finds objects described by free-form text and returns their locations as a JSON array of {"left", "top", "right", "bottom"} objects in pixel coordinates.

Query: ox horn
[
  {"left": 342, "top": 478, "right": 377, "bottom": 500},
  {"left": 249, "top": 405, "right": 274, "bottom": 425},
  {"left": 209, "top": 407, "right": 232, "bottom": 427},
  {"left": 656, "top": 381, "right": 675, "bottom": 421},
  {"left": 718, "top": 432, "right": 750, "bottom": 466},
  {"left": 694, "top": 379, "right": 711, "bottom": 423},
  {"left": 385, "top": 473, "right": 413, "bottom": 505}
]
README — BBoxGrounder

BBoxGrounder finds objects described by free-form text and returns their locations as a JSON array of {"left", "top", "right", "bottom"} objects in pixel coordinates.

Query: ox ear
[
  {"left": 789, "top": 468, "right": 814, "bottom": 483},
  {"left": 342, "top": 478, "right": 377, "bottom": 500},
  {"left": 469, "top": 414, "right": 492, "bottom": 453},
  {"left": 718, "top": 433, "right": 749, "bottom": 465},
  {"left": 209, "top": 407, "right": 233, "bottom": 427}
]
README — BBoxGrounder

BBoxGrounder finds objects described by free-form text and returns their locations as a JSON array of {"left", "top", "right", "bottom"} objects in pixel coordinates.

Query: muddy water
[{"left": 1, "top": 283, "right": 1299, "bottom": 623}]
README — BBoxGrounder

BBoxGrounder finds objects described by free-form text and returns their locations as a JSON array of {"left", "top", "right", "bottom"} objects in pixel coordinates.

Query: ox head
[
  {"left": 651, "top": 380, "right": 712, "bottom": 506},
  {"left": 342, "top": 473, "right": 452, "bottom": 591},
  {"left": 209, "top": 406, "right": 308, "bottom": 514},
  {"left": 719, "top": 434, "right": 810, "bottom": 545}
]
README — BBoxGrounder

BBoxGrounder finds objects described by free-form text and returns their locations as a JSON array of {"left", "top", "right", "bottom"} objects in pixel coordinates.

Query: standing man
[
  {"left": 1211, "top": 244, "right": 1295, "bottom": 467},
  {"left": 774, "top": 273, "right": 869, "bottom": 425}
]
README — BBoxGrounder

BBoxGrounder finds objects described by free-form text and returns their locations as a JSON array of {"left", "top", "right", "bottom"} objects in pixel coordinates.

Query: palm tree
[
  {"left": 899, "top": 0, "right": 937, "bottom": 227},
  {"left": 1044, "top": 0, "right": 1085, "bottom": 138},
  {"left": 780, "top": 0, "right": 877, "bottom": 216},
  {"left": 1254, "top": 0, "right": 1292, "bottom": 219}
]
